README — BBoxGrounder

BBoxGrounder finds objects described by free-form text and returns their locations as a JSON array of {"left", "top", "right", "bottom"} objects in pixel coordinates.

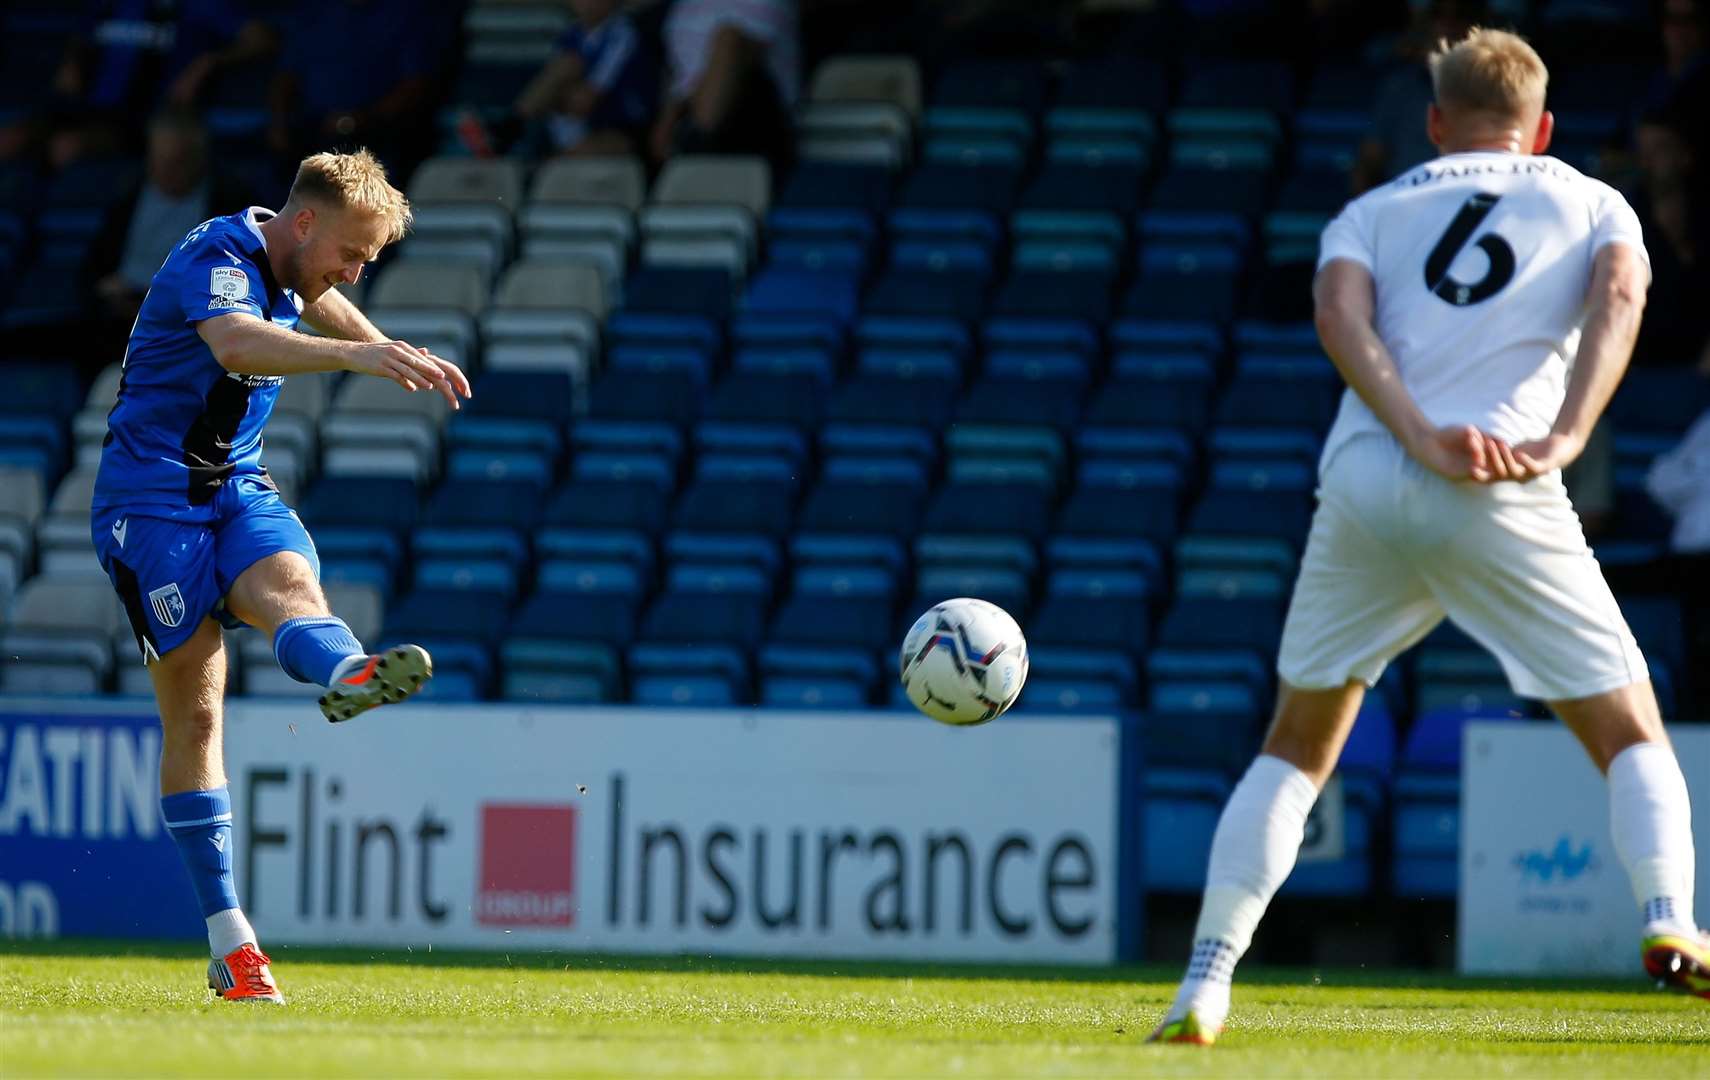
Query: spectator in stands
[
  {"left": 82, "top": 108, "right": 252, "bottom": 350},
  {"left": 458, "top": 0, "right": 659, "bottom": 159},
  {"left": 1644, "top": 0, "right": 1707, "bottom": 115},
  {"left": 1632, "top": 100, "right": 1710, "bottom": 366},
  {"left": 649, "top": 0, "right": 799, "bottom": 172},
  {"left": 1351, "top": 0, "right": 1488, "bottom": 193},
  {"left": 0, "top": 1, "right": 275, "bottom": 167},
  {"left": 266, "top": 0, "right": 452, "bottom": 176}
]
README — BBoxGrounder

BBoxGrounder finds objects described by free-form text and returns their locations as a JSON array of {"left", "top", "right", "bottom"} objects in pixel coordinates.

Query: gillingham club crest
[{"left": 148, "top": 583, "right": 187, "bottom": 629}]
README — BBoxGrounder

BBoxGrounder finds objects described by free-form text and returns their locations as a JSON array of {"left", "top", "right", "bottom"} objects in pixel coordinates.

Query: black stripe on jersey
[
  {"left": 180, "top": 374, "right": 253, "bottom": 505},
  {"left": 110, "top": 556, "right": 160, "bottom": 663}
]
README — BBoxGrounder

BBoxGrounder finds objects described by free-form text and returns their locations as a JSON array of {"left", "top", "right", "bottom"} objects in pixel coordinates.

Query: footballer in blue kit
[{"left": 91, "top": 150, "right": 470, "bottom": 1004}]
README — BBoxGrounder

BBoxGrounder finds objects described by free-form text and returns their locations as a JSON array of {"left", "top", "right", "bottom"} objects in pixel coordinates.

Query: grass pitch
[{"left": 1, "top": 942, "right": 1705, "bottom": 1078}]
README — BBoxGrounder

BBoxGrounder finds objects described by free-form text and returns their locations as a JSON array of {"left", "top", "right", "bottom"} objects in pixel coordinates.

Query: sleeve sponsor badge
[{"left": 210, "top": 266, "right": 250, "bottom": 306}]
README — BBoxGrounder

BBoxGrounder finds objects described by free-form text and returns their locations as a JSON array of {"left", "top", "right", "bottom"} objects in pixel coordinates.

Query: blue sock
[
  {"left": 273, "top": 615, "right": 364, "bottom": 686},
  {"left": 161, "top": 787, "right": 240, "bottom": 918}
]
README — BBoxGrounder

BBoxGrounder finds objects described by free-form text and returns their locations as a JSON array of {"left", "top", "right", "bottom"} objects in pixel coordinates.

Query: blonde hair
[
  {"left": 1430, "top": 28, "right": 1548, "bottom": 117},
  {"left": 286, "top": 149, "right": 413, "bottom": 243}
]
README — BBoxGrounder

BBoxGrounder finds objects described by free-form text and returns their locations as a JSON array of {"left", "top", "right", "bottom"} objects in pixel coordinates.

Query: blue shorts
[{"left": 92, "top": 476, "right": 320, "bottom": 662}]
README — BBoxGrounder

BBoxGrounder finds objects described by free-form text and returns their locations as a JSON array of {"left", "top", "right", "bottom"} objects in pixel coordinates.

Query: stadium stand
[{"left": 2, "top": 0, "right": 1707, "bottom": 921}]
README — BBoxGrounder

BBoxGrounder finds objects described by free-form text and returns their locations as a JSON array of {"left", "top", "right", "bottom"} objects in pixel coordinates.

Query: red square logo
[{"left": 476, "top": 804, "right": 576, "bottom": 927}]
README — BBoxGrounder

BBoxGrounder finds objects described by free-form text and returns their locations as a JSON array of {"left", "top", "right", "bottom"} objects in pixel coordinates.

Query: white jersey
[{"left": 1315, "top": 151, "right": 1649, "bottom": 471}]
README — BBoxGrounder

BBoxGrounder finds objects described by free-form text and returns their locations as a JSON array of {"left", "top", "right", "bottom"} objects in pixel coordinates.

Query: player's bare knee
[{"left": 1552, "top": 681, "right": 1667, "bottom": 773}]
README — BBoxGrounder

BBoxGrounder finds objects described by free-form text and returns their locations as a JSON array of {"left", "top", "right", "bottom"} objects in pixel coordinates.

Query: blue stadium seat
[
  {"left": 1019, "top": 163, "right": 1147, "bottom": 215},
  {"left": 621, "top": 267, "right": 734, "bottom": 320},
  {"left": 587, "top": 368, "right": 704, "bottom": 429},
  {"left": 608, "top": 312, "right": 722, "bottom": 356},
  {"left": 1089, "top": 352, "right": 1218, "bottom": 433},
  {"left": 768, "top": 565, "right": 896, "bottom": 654},
  {"left": 630, "top": 647, "right": 747, "bottom": 707},
  {"left": 414, "top": 479, "right": 539, "bottom": 571},
  {"left": 672, "top": 455, "right": 799, "bottom": 537},
  {"left": 1186, "top": 462, "right": 1315, "bottom": 546},
  {"left": 760, "top": 676, "right": 869, "bottom": 709},
  {"left": 639, "top": 564, "right": 773, "bottom": 652},
  {"left": 743, "top": 268, "right": 862, "bottom": 323},
  {"left": 380, "top": 587, "right": 509, "bottom": 699},
  {"left": 827, "top": 369, "right": 960, "bottom": 431},
  {"left": 1216, "top": 355, "right": 1341, "bottom": 429},
  {"left": 1055, "top": 460, "right": 1182, "bottom": 545},
  {"left": 908, "top": 566, "right": 1030, "bottom": 627},
  {"left": 1149, "top": 680, "right": 1264, "bottom": 772},
  {"left": 300, "top": 476, "right": 421, "bottom": 536},
  {"left": 1027, "top": 568, "right": 1151, "bottom": 663},
  {"left": 1178, "top": 61, "right": 1293, "bottom": 110},
  {"left": 1145, "top": 767, "right": 1230, "bottom": 890},
  {"left": 895, "top": 164, "right": 1021, "bottom": 217},
  {"left": 865, "top": 270, "right": 988, "bottom": 323},
  {"left": 1158, "top": 568, "right": 1286, "bottom": 652},
  {"left": 542, "top": 470, "right": 673, "bottom": 536},
  {"left": 989, "top": 269, "right": 1114, "bottom": 324},
  {"left": 796, "top": 456, "right": 926, "bottom": 538},
  {"left": 957, "top": 351, "right": 1088, "bottom": 431},
  {"left": 776, "top": 162, "right": 894, "bottom": 214},
  {"left": 1146, "top": 647, "right": 1270, "bottom": 699},
  {"left": 1146, "top": 167, "right": 1272, "bottom": 218},
  {"left": 921, "top": 478, "right": 1053, "bottom": 540},
  {"left": 1123, "top": 243, "right": 1242, "bottom": 323},
  {"left": 933, "top": 59, "right": 1048, "bottom": 113},
  {"left": 511, "top": 561, "right": 643, "bottom": 654},
  {"left": 1055, "top": 56, "right": 1169, "bottom": 113}
]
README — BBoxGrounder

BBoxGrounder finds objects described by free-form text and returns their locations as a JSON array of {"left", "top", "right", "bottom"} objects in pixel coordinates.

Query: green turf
[{"left": 2, "top": 942, "right": 1704, "bottom": 1078}]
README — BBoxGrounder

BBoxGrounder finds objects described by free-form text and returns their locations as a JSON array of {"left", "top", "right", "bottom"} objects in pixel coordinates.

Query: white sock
[
  {"left": 327, "top": 653, "right": 370, "bottom": 686},
  {"left": 206, "top": 907, "right": 257, "bottom": 959},
  {"left": 1168, "top": 755, "right": 1320, "bottom": 1028},
  {"left": 1607, "top": 742, "right": 1697, "bottom": 935}
]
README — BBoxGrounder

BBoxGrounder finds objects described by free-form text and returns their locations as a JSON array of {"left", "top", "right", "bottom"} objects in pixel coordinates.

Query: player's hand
[
  {"left": 1512, "top": 432, "right": 1583, "bottom": 477},
  {"left": 1413, "top": 424, "right": 1506, "bottom": 483},
  {"left": 347, "top": 340, "right": 473, "bottom": 410}
]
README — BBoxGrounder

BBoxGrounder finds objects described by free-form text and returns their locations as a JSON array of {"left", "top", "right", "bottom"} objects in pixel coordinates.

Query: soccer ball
[{"left": 899, "top": 598, "right": 1029, "bottom": 726}]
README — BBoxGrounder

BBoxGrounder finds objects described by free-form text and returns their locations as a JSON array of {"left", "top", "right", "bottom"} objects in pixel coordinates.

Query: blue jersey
[{"left": 94, "top": 207, "right": 302, "bottom": 520}]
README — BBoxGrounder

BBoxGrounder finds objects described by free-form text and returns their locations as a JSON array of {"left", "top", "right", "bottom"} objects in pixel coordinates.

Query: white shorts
[{"left": 1276, "top": 433, "right": 1649, "bottom": 702}]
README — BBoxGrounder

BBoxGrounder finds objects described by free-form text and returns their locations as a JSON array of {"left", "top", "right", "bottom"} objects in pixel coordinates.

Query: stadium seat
[
  {"left": 1145, "top": 767, "right": 1230, "bottom": 891},
  {"left": 529, "top": 156, "right": 647, "bottom": 210},
  {"left": 1055, "top": 460, "right": 1182, "bottom": 546},
  {"left": 409, "top": 157, "right": 525, "bottom": 207},
  {"left": 1148, "top": 680, "right": 1263, "bottom": 773},
  {"left": 796, "top": 456, "right": 926, "bottom": 539},
  {"left": 492, "top": 259, "right": 608, "bottom": 319},
  {"left": 652, "top": 155, "right": 772, "bottom": 216},
  {"left": 808, "top": 54, "right": 923, "bottom": 115},
  {"left": 1, "top": 575, "right": 125, "bottom": 694},
  {"left": 673, "top": 456, "right": 800, "bottom": 538},
  {"left": 1158, "top": 568, "right": 1287, "bottom": 653}
]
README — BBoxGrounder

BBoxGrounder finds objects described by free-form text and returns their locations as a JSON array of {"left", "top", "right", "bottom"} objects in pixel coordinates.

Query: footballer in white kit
[
  {"left": 1276, "top": 150, "right": 1650, "bottom": 701},
  {"left": 1151, "top": 29, "right": 1706, "bottom": 1047}
]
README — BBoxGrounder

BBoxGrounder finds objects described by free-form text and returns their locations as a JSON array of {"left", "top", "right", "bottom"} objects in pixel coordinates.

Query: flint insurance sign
[
  {"left": 1460, "top": 722, "right": 1710, "bottom": 975},
  {"left": 225, "top": 704, "right": 1127, "bottom": 964}
]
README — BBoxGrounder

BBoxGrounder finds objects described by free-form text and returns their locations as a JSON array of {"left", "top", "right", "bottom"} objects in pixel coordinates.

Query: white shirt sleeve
[
  {"left": 1591, "top": 186, "right": 1651, "bottom": 278},
  {"left": 1317, "top": 197, "right": 1375, "bottom": 273}
]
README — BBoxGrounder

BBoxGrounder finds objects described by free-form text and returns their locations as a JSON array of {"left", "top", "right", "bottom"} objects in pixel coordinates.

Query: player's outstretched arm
[
  {"left": 1513, "top": 243, "right": 1648, "bottom": 475},
  {"left": 1314, "top": 259, "right": 1508, "bottom": 482},
  {"left": 198, "top": 312, "right": 472, "bottom": 408},
  {"left": 299, "top": 284, "right": 387, "bottom": 344}
]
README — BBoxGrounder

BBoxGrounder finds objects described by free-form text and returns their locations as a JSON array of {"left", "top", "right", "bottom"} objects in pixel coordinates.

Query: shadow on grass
[{"left": 0, "top": 938, "right": 1661, "bottom": 996}]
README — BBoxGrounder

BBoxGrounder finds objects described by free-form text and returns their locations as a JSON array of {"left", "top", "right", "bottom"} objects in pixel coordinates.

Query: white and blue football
[{"left": 900, "top": 598, "right": 1029, "bottom": 726}]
